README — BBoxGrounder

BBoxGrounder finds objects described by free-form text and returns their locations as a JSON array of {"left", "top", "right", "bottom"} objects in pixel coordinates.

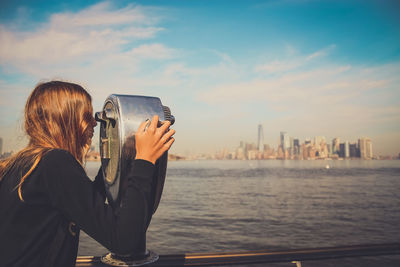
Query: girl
[{"left": 0, "top": 81, "right": 175, "bottom": 267}]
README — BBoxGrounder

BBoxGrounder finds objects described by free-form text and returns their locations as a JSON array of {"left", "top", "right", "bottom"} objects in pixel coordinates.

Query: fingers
[
  {"left": 157, "top": 128, "right": 175, "bottom": 147},
  {"left": 148, "top": 115, "right": 159, "bottom": 132},
  {"left": 138, "top": 115, "right": 171, "bottom": 133},
  {"left": 164, "top": 137, "right": 175, "bottom": 150},
  {"left": 159, "top": 120, "right": 171, "bottom": 133},
  {"left": 137, "top": 119, "right": 150, "bottom": 133},
  {"left": 157, "top": 137, "right": 175, "bottom": 158}
]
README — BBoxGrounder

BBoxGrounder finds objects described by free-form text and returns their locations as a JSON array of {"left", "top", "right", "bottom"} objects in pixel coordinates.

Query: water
[{"left": 79, "top": 160, "right": 400, "bottom": 266}]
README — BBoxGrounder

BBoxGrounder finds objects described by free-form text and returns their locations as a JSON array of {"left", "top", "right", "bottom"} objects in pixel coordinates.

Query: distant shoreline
[{"left": 84, "top": 155, "right": 399, "bottom": 162}]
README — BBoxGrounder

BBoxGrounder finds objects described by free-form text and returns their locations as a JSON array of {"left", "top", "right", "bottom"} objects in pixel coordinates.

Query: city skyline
[
  {"left": 0, "top": 128, "right": 391, "bottom": 158},
  {"left": 209, "top": 124, "right": 379, "bottom": 160},
  {"left": 0, "top": 123, "right": 397, "bottom": 158},
  {"left": 1, "top": 1, "right": 399, "bottom": 155}
]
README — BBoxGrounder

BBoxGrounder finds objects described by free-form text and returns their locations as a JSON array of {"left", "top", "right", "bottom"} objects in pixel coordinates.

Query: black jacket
[{"left": 0, "top": 149, "right": 155, "bottom": 267}]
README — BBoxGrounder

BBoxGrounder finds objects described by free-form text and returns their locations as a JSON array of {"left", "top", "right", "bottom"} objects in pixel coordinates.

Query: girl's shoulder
[
  {"left": 41, "top": 149, "right": 79, "bottom": 165},
  {"left": 38, "top": 149, "right": 84, "bottom": 176}
]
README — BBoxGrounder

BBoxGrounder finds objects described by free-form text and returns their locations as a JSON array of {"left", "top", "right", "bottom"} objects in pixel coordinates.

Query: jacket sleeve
[
  {"left": 42, "top": 149, "right": 155, "bottom": 255},
  {"left": 92, "top": 167, "right": 107, "bottom": 202}
]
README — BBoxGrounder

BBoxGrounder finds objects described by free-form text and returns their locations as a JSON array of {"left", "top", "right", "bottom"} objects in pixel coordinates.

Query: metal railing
[{"left": 76, "top": 242, "right": 400, "bottom": 266}]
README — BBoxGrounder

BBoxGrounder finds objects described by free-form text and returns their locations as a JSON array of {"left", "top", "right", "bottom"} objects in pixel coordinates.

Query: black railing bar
[{"left": 75, "top": 242, "right": 400, "bottom": 266}]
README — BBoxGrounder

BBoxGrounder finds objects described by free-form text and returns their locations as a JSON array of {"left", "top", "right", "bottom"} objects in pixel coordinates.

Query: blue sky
[{"left": 0, "top": 0, "right": 399, "bottom": 155}]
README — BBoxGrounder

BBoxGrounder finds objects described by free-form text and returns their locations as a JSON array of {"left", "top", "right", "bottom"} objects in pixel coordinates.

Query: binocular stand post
[
  {"left": 101, "top": 236, "right": 159, "bottom": 266},
  {"left": 95, "top": 94, "right": 173, "bottom": 266}
]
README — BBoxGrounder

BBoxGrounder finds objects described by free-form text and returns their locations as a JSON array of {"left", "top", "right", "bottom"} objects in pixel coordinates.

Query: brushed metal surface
[{"left": 96, "top": 94, "right": 174, "bottom": 212}]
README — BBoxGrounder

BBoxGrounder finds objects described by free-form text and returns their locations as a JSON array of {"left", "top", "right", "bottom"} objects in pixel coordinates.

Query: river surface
[{"left": 79, "top": 160, "right": 400, "bottom": 266}]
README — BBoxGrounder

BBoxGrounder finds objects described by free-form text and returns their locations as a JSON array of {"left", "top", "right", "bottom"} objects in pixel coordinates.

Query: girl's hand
[{"left": 135, "top": 115, "right": 175, "bottom": 164}]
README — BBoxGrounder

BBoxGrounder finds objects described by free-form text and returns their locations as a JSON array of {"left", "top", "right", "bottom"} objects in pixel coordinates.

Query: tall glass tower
[
  {"left": 359, "top": 137, "right": 373, "bottom": 159},
  {"left": 280, "top": 131, "right": 290, "bottom": 151},
  {"left": 257, "top": 124, "right": 264, "bottom": 152}
]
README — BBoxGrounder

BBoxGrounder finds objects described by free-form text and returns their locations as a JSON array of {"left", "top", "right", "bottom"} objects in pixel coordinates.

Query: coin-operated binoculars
[{"left": 95, "top": 94, "right": 175, "bottom": 266}]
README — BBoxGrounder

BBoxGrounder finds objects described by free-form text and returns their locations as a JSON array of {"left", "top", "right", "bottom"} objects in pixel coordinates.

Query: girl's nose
[{"left": 92, "top": 117, "right": 98, "bottom": 127}]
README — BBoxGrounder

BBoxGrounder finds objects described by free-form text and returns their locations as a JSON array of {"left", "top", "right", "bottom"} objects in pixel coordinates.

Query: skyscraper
[
  {"left": 293, "top": 139, "right": 300, "bottom": 155},
  {"left": 332, "top": 138, "right": 340, "bottom": 154},
  {"left": 349, "top": 143, "right": 359, "bottom": 158},
  {"left": 339, "top": 143, "right": 345, "bottom": 158},
  {"left": 314, "top": 136, "right": 326, "bottom": 151},
  {"left": 359, "top": 137, "right": 373, "bottom": 159},
  {"left": 257, "top": 124, "right": 264, "bottom": 152},
  {"left": 280, "top": 131, "right": 290, "bottom": 151},
  {"left": 327, "top": 144, "right": 332, "bottom": 156},
  {"left": 344, "top": 141, "right": 350, "bottom": 158},
  {"left": 293, "top": 139, "right": 300, "bottom": 148}
]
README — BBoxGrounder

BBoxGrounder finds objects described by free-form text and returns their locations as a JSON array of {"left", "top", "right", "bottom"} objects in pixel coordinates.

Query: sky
[{"left": 0, "top": 0, "right": 399, "bottom": 156}]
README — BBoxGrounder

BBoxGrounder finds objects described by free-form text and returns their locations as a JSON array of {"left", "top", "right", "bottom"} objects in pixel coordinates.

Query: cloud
[
  {"left": 49, "top": 2, "right": 153, "bottom": 28},
  {"left": 254, "top": 60, "right": 300, "bottom": 73},
  {"left": 0, "top": 82, "right": 26, "bottom": 118},
  {"left": 129, "top": 43, "right": 176, "bottom": 59},
  {"left": 201, "top": 51, "right": 397, "bottom": 114},
  {"left": 202, "top": 65, "right": 358, "bottom": 105},
  {"left": 306, "top": 44, "right": 336, "bottom": 60},
  {"left": 0, "top": 1, "right": 169, "bottom": 76},
  {"left": 254, "top": 44, "right": 336, "bottom": 74}
]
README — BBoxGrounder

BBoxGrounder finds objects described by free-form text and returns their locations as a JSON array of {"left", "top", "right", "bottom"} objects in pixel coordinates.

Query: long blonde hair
[{"left": 0, "top": 81, "right": 94, "bottom": 201}]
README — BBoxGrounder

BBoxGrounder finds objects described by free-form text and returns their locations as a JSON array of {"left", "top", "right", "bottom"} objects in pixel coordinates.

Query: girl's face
[{"left": 86, "top": 110, "right": 97, "bottom": 146}]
